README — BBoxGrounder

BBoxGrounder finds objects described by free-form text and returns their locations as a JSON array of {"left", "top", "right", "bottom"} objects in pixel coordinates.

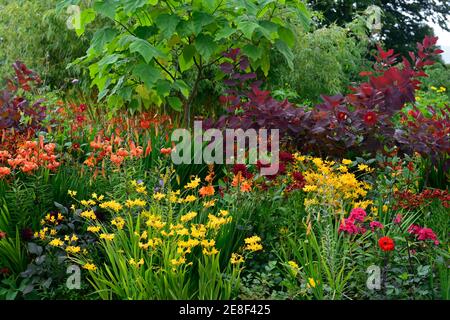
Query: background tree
[
  {"left": 307, "top": 0, "right": 450, "bottom": 57},
  {"left": 62, "top": 0, "right": 311, "bottom": 126}
]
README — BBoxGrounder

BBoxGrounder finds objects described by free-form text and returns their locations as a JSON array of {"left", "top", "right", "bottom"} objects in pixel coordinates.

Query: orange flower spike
[{"left": 199, "top": 185, "right": 215, "bottom": 197}]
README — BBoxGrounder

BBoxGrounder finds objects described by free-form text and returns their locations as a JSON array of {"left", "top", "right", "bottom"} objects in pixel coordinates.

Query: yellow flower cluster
[
  {"left": 184, "top": 176, "right": 201, "bottom": 189},
  {"left": 244, "top": 235, "right": 263, "bottom": 252},
  {"left": 80, "top": 210, "right": 97, "bottom": 220},
  {"left": 125, "top": 198, "right": 147, "bottom": 208},
  {"left": 99, "top": 200, "right": 123, "bottom": 212},
  {"left": 206, "top": 214, "right": 232, "bottom": 230},
  {"left": 230, "top": 253, "right": 245, "bottom": 265},
  {"left": 180, "top": 211, "right": 197, "bottom": 223},
  {"left": 111, "top": 217, "right": 125, "bottom": 230},
  {"left": 294, "top": 155, "right": 371, "bottom": 208}
]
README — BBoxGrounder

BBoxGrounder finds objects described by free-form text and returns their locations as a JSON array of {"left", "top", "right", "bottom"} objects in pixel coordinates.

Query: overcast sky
[{"left": 430, "top": 22, "right": 450, "bottom": 63}]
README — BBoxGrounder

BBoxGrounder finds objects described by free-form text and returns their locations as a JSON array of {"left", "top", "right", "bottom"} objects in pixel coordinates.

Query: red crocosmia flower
[
  {"left": 363, "top": 111, "right": 378, "bottom": 126},
  {"left": 72, "top": 143, "right": 80, "bottom": 150},
  {"left": 378, "top": 236, "right": 395, "bottom": 251},
  {"left": 140, "top": 119, "right": 151, "bottom": 130},
  {"left": 160, "top": 148, "right": 172, "bottom": 155},
  {"left": 0, "top": 231, "right": 6, "bottom": 239}
]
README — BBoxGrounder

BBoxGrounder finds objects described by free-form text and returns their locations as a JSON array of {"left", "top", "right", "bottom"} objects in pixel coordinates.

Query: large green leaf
[
  {"left": 90, "top": 27, "right": 118, "bottom": 53},
  {"left": 242, "top": 44, "right": 262, "bottom": 61},
  {"left": 214, "top": 25, "right": 236, "bottom": 41},
  {"left": 179, "top": 45, "right": 196, "bottom": 72},
  {"left": 194, "top": 34, "right": 218, "bottom": 62},
  {"left": 132, "top": 63, "right": 162, "bottom": 89},
  {"left": 93, "top": 0, "right": 118, "bottom": 20},
  {"left": 278, "top": 26, "right": 296, "bottom": 47},
  {"left": 236, "top": 17, "right": 259, "bottom": 39},
  {"left": 129, "top": 38, "right": 164, "bottom": 63},
  {"left": 123, "top": 0, "right": 148, "bottom": 14},
  {"left": 167, "top": 97, "right": 183, "bottom": 112},
  {"left": 155, "top": 14, "right": 181, "bottom": 39},
  {"left": 275, "top": 39, "right": 294, "bottom": 70}
]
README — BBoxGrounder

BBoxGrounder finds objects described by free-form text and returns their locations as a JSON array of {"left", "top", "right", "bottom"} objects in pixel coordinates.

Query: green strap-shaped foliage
[{"left": 60, "top": 0, "right": 310, "bottom": 122}]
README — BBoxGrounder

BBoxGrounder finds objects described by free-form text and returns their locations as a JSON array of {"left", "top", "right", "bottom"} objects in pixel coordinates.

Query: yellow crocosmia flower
[
  {"left": 68, "top": 190, "right": 77, "bottom": 197},
  {"left": 161, "top": 230, "right": 174, "bottom": 237},
  {"left": 382, "top": 204, "right": 388, "bottom": 213},
  {"left": 206, "top": 214, "right": 228, "bottom": 229},
  {"left": 66, "top": 246, "right": 81, "bottom": 254},
  {"left": 303, "top": 185, "right": 318, "bottom": 192},
  {"left": 140, "top": 230, "right": 148, "bottom": 240},
  {"left": 139, "top": 242, "right": 149, "bottom": 250},
  {"left": 438, "top": 86, "right": 446, "bottom": 92},
  {"left": 70, "top": 234, "right": 78, "bottom": 242},
  {"left": 430, "top": 86, "right": 437, "bottom": 91},
  {"left": 49, "top": 238, "right": 64, "bottom": 247},
  {"left": 184, "top": 177, "right": 201, "bottom": 189},
  {"left": 308, "top": 278, "right": 317, "bottom": 288},
  {"left": 64, "top": 235, "right": 70, "bottom": 241},
  {"left": 203, "top": 199, "right": 216, "bottom": 208},
  {"left": 111, "top": 217, "right": 125, "bottom": 230},
  {"left": 87, "top": 226, "right": 101, "bottom": 233},
  {"left": 153, "top": 192, "right": 165, "bottom": 201},
  {"left": 70, "top": 205, "right": 76, "bottom": 211},
  {"left": 180, "top": 211, "right": 197, "bottom": 223},
  {"left": 190, "top": 224, "right": 207, "bottom": 238},
  {"left": 99, "top": 233, "right": 115, "bottom": 241},
  {"left": 171, "top": 257, "right": 186, "bottom": 266},
  {"left": 125, "top": 199, "right": 147, "bottom": 208},
  {"left": 91, "top": 193, "right": 98, "bottom": 199},
  {"left": 80, "top": 210, "right": 97, "bottom": 220},
  {"left": 201, "top": 239, "right": 215, "bottom": 247},
  {"left": 98, "top": 195, "right": 105, "bottom": 201},
  {"left": 183, "top": 195, "right": 197, "bottom": 203},
  {"left": 219, "top": 210, "right": 229, "bottom": 217},
  {"left": 99, "top": 200, "right": 123, "bottom": 213},
  {"left": 50, "top": 229, "right": 57, "bottom": 236},
  {"left": 342, "top": 159, "right": 352, "bottom": 165},
  {"left": 202, "top": 247, "right": 219, "bottom": 256},
  {"left": 176, "top": 228, "right": 190, "bottom": 236},
  {"left": 357, "top": 164, "right": 369, "bottom": 171},
  {"left": 230, "top": 253, "right": 245, "bottom": 265},
  {"left": 82, "top": 263, "right": 97, "bottom": 271},
  {"left": 244, "top": 235, "right": 263, "bottom": 252},
  {"left": 338, "top": 165, "right": 348, "bottom": 173}
]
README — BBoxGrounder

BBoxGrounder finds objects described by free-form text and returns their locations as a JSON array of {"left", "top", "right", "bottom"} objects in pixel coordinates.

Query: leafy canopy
[{"left": 62, "top": 0, "right": 310, "bottom": 118}]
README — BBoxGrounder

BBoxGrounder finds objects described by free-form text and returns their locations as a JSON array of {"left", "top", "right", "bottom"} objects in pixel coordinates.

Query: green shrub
[{"left": 268, "top": 24, "right": 370, "bottom": 104}]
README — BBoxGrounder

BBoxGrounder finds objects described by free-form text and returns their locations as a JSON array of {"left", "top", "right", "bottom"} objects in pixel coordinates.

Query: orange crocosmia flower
[
  {"left": 131, "top": 146, "right": 143, "bottom": 158},
  {"left": 116, "top": 148, "right": 129, "bottom": 157},
  {"left": 84, "top": 157, "right": 96, "bottom": 167},
  {"left": 160, "top": 148, "right": 172, "bottom": 155},
  {"left": 231, "top": 172, "right": 244, "bottom": 187},
  {"left": 199, "top": 185, "right": 215, "bottom": 197},
  {"left": 240, "top": 181, "right": 252, "bottom": 192},
  {"left": 21, "top": 161, "right": 38, "bottom": 173},
  {"left": 0, "top": 167, "right": 11, "bottom": 177},
  {"left": 0, "top": 151, "right": 11, "bottom": 161},
  {"left": 110, "top": 154, "right": 124, "bottom": 166}
]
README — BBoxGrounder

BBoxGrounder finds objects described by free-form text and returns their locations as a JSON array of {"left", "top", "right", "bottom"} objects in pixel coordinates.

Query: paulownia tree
[{"left": 60, "top": 0, "right": 311, "bottom": 125}]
